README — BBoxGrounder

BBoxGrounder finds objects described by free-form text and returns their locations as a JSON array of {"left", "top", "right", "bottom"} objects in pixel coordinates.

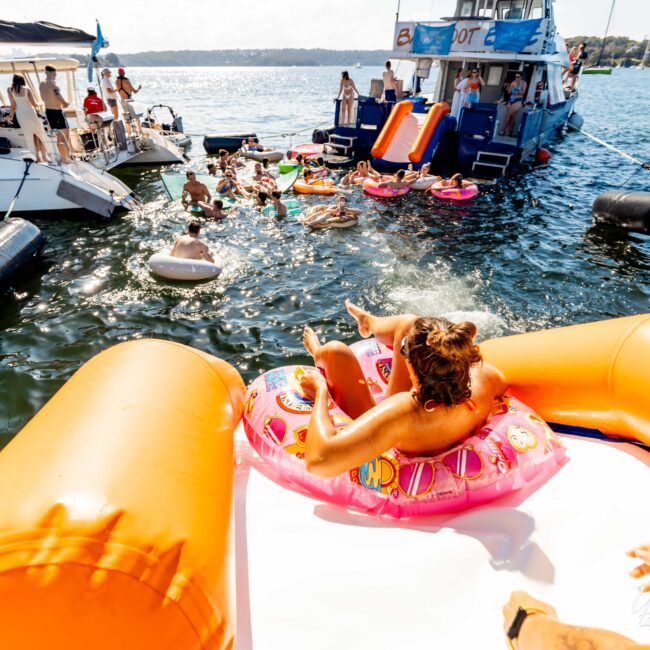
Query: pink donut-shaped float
[
  {"left": 242, "top": 338, "right": 567, "bottom": 518},
  {"left": 288, "top": 143, "right": 324, "bottom": 158},
  {"left": 363, "top": 178, "right": 410, "bottom": 198},
  {"left": 430, "top": 181, "right": 479, "bottom": 201}
]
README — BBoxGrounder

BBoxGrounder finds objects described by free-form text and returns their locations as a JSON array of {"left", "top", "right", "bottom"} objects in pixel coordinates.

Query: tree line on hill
[{"left": 51, "top": 38, "right": 647, "bottom": 69}]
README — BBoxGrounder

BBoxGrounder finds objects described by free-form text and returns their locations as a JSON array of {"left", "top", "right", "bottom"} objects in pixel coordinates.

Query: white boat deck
[{"left": 233, "top": 432, "right": 650, "bottom": 649}]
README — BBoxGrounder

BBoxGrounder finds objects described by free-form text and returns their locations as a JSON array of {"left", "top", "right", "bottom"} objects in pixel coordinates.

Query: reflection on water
[{"left": 1, "top": 67, "right": 649, "bottom": 445}]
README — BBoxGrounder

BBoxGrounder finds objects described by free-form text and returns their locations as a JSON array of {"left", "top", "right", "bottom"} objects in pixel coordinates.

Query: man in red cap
[{"left": 115, "top": 67, "right": 141, "bottom": 116}]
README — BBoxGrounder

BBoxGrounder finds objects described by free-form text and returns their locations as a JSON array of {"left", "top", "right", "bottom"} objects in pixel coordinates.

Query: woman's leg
[
  {"left": 344, "top": 301, "right": 417, "bottom": 397},
  {"left": 303, "top": 327, "right": 375, "bottom": 418}
]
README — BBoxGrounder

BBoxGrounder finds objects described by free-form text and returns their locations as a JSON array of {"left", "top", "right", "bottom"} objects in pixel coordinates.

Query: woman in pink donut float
[{"left": 299, "top": 301, "right": 507, "bottom": 478}]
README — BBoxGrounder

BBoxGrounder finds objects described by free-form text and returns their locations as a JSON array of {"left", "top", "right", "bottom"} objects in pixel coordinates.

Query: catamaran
[{"left": 317, "top": 0, "right": 581, "bottom": 176}]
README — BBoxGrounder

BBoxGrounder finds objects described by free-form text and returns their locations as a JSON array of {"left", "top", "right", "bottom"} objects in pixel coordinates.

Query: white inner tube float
[
  {"left": 147, "top": 252, "right": 223, "bottom": 281},
  {"left": 242, "top": 147, "right": 284, "bottom": 162},
  {"left": 304, "top": 205, "right": 359, "bottom": 229},
  {"left": 410, "top": 175, "right": 440, "bottom": 191}
]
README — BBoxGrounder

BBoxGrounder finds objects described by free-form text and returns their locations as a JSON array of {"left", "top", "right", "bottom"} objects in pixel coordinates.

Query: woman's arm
[
  {"left": 27, "top": 89, "right": 39, "bottom": 110},
  {"left": 336, "top": 79, "right": 343, "bottom": 100},
  {"left": 8, "top": 90, "right": 16, "bottom": 118},
  {"left": 352, "top": 81, "right": 360, "bottom": 96},
  {"left": 301, "top": 372, "right": 411, "bottom": 478}
]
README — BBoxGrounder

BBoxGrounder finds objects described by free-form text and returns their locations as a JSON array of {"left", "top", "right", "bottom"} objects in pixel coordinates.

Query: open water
[{"left": 0, "top": 66, "right": 648, "bottom": 445}]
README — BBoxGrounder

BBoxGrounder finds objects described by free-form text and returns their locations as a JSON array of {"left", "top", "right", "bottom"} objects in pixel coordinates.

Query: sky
[{"left": 2, "top": 0, "right": 647, "bottom": 53}]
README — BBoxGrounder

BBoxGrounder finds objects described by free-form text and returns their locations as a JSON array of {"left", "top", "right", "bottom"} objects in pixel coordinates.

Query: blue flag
[
  {"left": 412, "top": 23, "right": 455, "bottom": 56},
  {"left": 493, "top": 18, "right": 542, "bottom": 52},
  {"left": 87, "top": 21, "right": 107, "bottom": 82}
]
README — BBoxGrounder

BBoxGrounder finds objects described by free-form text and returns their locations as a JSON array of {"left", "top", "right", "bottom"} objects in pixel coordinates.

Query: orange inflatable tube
[
  {"left": 371, "top": 100, "right": 413, "bottom": 159},
  {"left": 408, "top": 101, "right": 450, "bottom": 163},
  {"left": 0, "top": 340, "right": 244, "bottom": 650},
  {"left": 481, "top": 314, "right": 650, "bottom": 446}
]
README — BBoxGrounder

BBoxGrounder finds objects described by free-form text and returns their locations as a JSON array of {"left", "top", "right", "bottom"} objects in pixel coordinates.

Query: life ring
[
  {"left": 242, "top": 147, "right": 284, "bottom": 162},
  {"left": 410, "top": 175, "right": 440, "bottom": 191},
  {"left": 242, "top": 338, "right": 567, "bottom": 518},
  {"left": 147, "top": 252, "right": 223, "bottom": 281},
  {"left": 430, "top": 180, "right": 479, "bottom": 201},
  {"left": 293, "top": 179, "right": 337, "bottom": 196},
  {"left": 363, "top": 178, "right": 410, "bottom": 198}
]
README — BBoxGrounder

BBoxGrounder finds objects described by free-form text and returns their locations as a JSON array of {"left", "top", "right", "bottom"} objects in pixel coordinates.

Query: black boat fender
[
  {"left": 0, "top": 218, "right": 44, "bottom": 288},
  {"left": 592, "top": 190, "right": 650, "bottom": 233}
]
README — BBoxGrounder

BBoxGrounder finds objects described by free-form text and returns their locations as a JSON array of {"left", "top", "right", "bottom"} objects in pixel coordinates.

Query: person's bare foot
[
  {"left": 345, "top": 299, "right": 372, "bottom": 338},
  {"left": 303, "top": 326, "right": 322, "bottom": 359}
]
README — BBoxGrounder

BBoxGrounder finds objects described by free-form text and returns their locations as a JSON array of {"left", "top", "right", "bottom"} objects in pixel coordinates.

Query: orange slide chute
[
  {"left": 0, "top": 340, "right": 244, "bottom": 649},
  {"left": 371, "top": 100, "right": 413, "bottom": 159},
  {"left": 481, "top": 314, "right": 650, "bottom": 446},
  {"left": 408, "top": 101, "right": 450, "bottom": 163}
]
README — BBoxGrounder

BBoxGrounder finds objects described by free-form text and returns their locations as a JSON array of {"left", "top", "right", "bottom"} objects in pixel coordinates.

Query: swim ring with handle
[
  {"left": 363, "top": 178, "right": 410, "bottom": 198},
  {"left": 430, "top": 180, "right": 479, "bottom": 201},
  {"left": 243, "top": 338, "right": 567, "bottom": 518}
]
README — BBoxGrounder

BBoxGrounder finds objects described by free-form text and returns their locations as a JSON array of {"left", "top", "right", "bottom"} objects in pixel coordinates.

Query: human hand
[
  {"left": 299, "top": 370, "right": 328, "bottom": 400},
  {"left": 627, "top": 544, "right": 650, "bottom": 591},
  {"left": 502, "top": 591, "right": 557, "bottom": 634}
]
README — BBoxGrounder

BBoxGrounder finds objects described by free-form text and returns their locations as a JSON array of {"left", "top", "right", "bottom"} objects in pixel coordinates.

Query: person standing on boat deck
[
  {"left": 100, "top": 68, "right": 119, "bottom": 120},
  {"left": 171, "top": 221, "right": 214, "bottom": 262},
  {"left": 181, "top": 171, "right": 211, "bottom": 208},
  {"left": 115, "top": 67, "right": 141, "bottom": 116},
  {"left": 336, "top": 71, "right": 359, "bottom": 126},
  {"left": 566, "top": 42, "right": 588, "bottom": 90},
  {"left": 500, "top": 72, "right": 527, "bottom": 136},
  {"left": 457, "top": 68, "right": 485, "bottom": 108},
  {"left": 39, "top": 65, "right": 73, "bottom": 161},
  {"left": 382, "top": 61, "right": 398, "bottom": 103},
  {"left": 7, "top": 75, "right": 50, "bottom": 163},
  {"left": 449, "top": 68, "right": 465, "bottom": 122}
]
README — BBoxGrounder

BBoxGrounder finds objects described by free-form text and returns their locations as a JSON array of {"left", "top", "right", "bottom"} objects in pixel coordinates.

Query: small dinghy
[{"left": 203, "top": 133, "right": 257, "bottom": 154}]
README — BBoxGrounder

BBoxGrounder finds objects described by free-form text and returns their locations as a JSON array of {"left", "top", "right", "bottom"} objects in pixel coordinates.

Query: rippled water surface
[{"left": 1, "top": 66, "right": 649, "bottom": 444}]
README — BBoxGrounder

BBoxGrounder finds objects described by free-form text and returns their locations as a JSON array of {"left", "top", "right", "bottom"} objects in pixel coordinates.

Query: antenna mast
[{"left": 596, "top": 0, "right": 616, "bottom": 67}]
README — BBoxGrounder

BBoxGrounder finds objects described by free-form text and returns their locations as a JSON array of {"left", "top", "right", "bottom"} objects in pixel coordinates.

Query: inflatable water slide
[{"left": 371, "top": 101, "right": 455, "bottom": 172}]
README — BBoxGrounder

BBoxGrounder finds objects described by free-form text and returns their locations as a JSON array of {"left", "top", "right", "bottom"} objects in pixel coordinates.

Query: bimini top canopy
[
  {"left": 0, "top": 21, "right": 95, "bottom": 47},
  {"left": 0, "top": 58, "right": 80, "bottom": 74}
]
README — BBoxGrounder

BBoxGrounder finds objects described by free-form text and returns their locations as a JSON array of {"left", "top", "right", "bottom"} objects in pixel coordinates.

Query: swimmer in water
[
  {"left": 170, "top": 221, "right": 214, "bottom": 262},
  {"left": 181, "top": 171, "right": 211, "bottom": 208},
  {"left": 270, "top": 190, "right": 288, "bottom": 218},
  {"left": 378, "top": 169, "right": 410, "bottom": 190},
  {"left": 199, "top": 198, "right": 231, "bottom": 220}
]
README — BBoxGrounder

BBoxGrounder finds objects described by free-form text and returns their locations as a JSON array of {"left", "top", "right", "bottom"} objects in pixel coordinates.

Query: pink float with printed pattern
[
  {"left": 363, "top": 178, "right": 410, "bottom": 198},
  {"left": 242, "top": 338, "right": 567, "bottom": 518}
]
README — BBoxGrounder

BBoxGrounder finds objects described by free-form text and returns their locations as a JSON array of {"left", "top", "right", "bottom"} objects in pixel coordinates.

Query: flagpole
[{"left": 396, "top": 0, "right": 401, "bottom": 21}]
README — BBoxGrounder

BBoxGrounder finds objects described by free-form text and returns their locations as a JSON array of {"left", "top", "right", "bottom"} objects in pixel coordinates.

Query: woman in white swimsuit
[
  {"left": 336, "top": 71, "right": 359, "bottom": 127},
  {"left": 7, "top": 75, "right": 50, "bottom": 163}
]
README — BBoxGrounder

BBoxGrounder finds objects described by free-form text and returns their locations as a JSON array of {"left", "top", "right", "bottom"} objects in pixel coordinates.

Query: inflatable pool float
[
  {"left": 242, "top": 147, "right": 284, "bottom": 163},
  {"left": 242, "top": 338, "right": 567, "bottom": 518},
  {"left": 0, "top": 340, "right": 244, "bottom": 649},
  {"left": 203, "top": 131, "right": 256, "bottom": 153},
  {"left": 188, "top": 203, "right": 204, "bottom": 216},
  {"left": 293, "top": 179, "right": 337, "bottom": 196},
  {"left": 147, "top": 252, "right": 223, "bottom": 281},
  {"left": 410, "top": 175, "right": 440, "bottom": 191},
  {"left": 304, "top": 206, "right": 359, "bottom": 229},
  {"left": 430, "top": 181, "right": 479, "bottom": 201},
  {"left": 288, "top": 143, "right": 324, "bottom": 158},
  {"left": 262, "top": 198, "right": 303, "bottom": 218},
  {"left": 275, "top": 168, "right": 300, "bottom": 194},
  {"left": 0, "top": 218, "right": 44, "bottom": 289},
  {"left": 363, "top": 178, "right": 410, "bottom": 198},
  {"left": 277, "top": 162, "right": 303, "bottom": 175}
]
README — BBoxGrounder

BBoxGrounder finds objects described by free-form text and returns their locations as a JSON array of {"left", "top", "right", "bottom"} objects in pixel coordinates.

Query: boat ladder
[
  {"left": 472, "top": 151, "right": 512, "bottom": 177},
  {"left": 326, "top": 134, "right": 357, "bottom": 156}
]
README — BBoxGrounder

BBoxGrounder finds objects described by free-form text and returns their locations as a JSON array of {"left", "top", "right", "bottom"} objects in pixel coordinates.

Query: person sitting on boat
[
  {"left": 216, "top": 170, "right": 248, "bottom": 200},
  {"left": 298, "top": 301, "right": 506, "bottom": 477},
  {"left": 171, "top": 221, "right": 214, "bottom": 262},
  {"left": 100, "top": 69, "right": 119, "bottom": 120},
  {"left": 566, "top": 43, "right": 588, "bottom": 90},
  {"left": 198, "top": 199, "right": 230, "bottom": 220},
  {"left": 499, "top": 72, "right": 527, "bottom": 137},
  {"left": 270, "top": 190, "right": 288, "bottom": 218},
  {"left": 83, "top": 87, "right": 105, "bottom": 117},
  {"left": 382, "top": 60, "right": 398, "bottom": 103},
  {"left": 336, "top": 71, "right": 359, "bottom": 126},
  {"left": 181, "top": 171, "right": 211, "bottom": 208},
  {"left": 7, "top": 74, "right": 51, "bottom": 164},
  {"left": 378, "top": 169, "right": 410, "bottom": 190},
  {"left": 458, "top": 68, "right": 485, "bottom": 108}
]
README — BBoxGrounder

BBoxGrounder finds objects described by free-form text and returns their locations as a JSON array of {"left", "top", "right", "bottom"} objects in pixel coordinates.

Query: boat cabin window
[
  {"left": 459, "top": 1, "right": 474, "bottom": 17},
  {"left": 529, "top": 0, "right": 543, "bottom": 19},
  {"left": 495, "top": 0, "right": 525, "bottom": 20}
]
